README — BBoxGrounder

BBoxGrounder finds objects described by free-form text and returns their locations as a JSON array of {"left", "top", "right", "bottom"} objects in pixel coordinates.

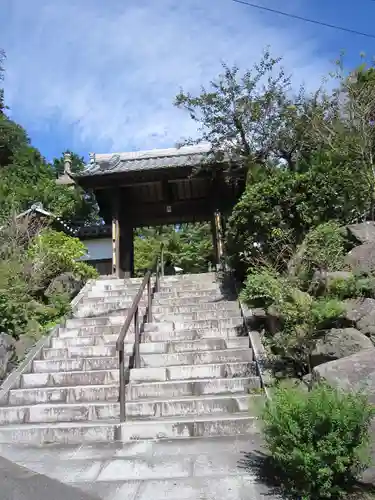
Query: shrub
[
  {"left": 261, "top": 382, "right": 375, "bottom": 499},
  {"left": 300, "top": 222, "right": 346, "bottom": 278},
  {"left": 310, "top": 297, "right": 345, "bottom": 327},
  {"left": 226, "top": 154, "right": 369, "bottom": 281},
  {"left": 0, "top": 259, "right": 32, "bottom": 338},
  {"left": 28, "top": 229, "right": 98, "bottom": 283},
  {"left": 240, "top": 267, "right": 294, "bottom": 309},
  {"left": 271, "top": 294, "right": 345, "bottom": 375},
  {"left": 327, "top": 275, "right": 375, "bottom": 300}
]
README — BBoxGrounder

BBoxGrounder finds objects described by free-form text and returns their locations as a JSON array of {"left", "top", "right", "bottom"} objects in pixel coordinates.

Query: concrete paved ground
[
  {"left": 0, "top": 435, "right": 280, "bottom": 500},
  {"left": 0, "top": 455, "right": 100, "bottom": 500}
]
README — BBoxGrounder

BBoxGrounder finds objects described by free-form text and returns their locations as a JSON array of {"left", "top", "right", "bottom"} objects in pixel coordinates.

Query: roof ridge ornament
[
  {"left": 63, "top": 152, "right": 72, "bottom": 174},
  {"left": 89, "top": 152, "right": 96, "bottom": 166},
  {"left": 108, "top": 154, "right": 121, "bottom": 170}
]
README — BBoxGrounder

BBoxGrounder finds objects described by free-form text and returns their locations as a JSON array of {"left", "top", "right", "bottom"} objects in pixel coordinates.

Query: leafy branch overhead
[{"left": 175, "top": 49, "right": 329, "bottom": 175}]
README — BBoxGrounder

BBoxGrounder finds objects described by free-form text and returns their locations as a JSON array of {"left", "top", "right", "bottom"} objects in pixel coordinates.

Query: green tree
[
  {"left": 134, "top": 224, "right": 214, "bottom": 276},
  {"left": 175, "top": 49, "right": 327, "bottom": 176}
]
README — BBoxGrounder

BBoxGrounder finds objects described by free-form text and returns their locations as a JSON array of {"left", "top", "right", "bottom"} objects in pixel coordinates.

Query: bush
[
  {"left": 226, "top": 154, "right": 370, "bottom": 281},
  {"left": 262, "top": 382, "right": 375, "bottom": 499},
  {"left": 0, "top": 259, "right": 32, "bottom": 338},
  {"left": 240, "top": 267, "right": 288, "bottom": 309},
  {"left": 327, "top": 275, "right": 375, "bottom": 300},
  {"left": 299, "top": 222, "right": 346, "bottom": 278},
  {"left": 28, "top": 229, "right": 98, "bottom": 283}
]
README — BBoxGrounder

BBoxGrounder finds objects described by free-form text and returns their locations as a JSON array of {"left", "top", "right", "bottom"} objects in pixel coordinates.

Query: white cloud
[{"left": 1, "top": 0, "right": 332, "bottom": 154}]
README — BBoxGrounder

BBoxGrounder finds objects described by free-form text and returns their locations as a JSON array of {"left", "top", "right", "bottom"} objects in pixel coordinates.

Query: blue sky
[{"left": 1, "top": 0, "right": 375, "bottom": 163}]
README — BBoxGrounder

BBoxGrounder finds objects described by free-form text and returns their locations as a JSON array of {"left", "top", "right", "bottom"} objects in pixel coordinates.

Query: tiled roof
[{"left": 77, "top": 144, "right": 213, "bottom": 177}]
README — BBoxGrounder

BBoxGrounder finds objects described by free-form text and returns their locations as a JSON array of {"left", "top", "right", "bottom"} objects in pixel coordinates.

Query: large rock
[
  {"left": 45, "top": 272, "right": 84, "bottom": 300},
  {"left": 347, "top": 221, "right": 375, "bottom": 244},
  {"left": 344, "top": 298, "right": 375, "bottom": 340},
  {"left": 345, "top": 242, "right": 375, "bottom": 273},
  {"left": 312, "top": 348, "right": 375, "bottom": 400},
  {"left": 311, "top": 327, "right": 373, "bottom": 367},
  {"left": 0, "top": 333, "right": 15, "bottom": 381}
]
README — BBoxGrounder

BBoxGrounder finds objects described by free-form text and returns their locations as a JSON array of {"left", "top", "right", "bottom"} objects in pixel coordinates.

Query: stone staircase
[{"left": 0, "top": 272, "right": 264, "bottom": 445}]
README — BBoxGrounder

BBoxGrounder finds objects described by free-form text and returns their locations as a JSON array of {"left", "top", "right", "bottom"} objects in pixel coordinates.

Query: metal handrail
[{"left": 116, "top": 244, "right": 164, "bottom": 423}]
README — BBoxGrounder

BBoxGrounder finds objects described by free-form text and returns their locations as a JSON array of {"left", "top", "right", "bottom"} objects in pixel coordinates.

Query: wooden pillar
[
  {"left": 211, "top": 210, "right": 224, "bottom": 270},
  {"left": 215, "top": 211, "right": 224, "bottom": 262},
  {"left": 211, "top": 217, "right": 218, "bottom": 267},
  {"left": 112, "top": 192, "right": 121, "bottom": 277},
  {"left": 120, "top": 221, "right": 134, "bottom": 278}
]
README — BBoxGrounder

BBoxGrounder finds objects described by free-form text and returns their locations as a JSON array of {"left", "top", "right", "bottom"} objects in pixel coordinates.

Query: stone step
[
  {"left": 139, "top": 349, "right": 253, "bottom": 368},
  {"left": 145, "top": 317, "right": 244, "bottom": 331},
  {"left": 91, "top": 282, "right": 218, "bottom": 294},
  {"left": 161, "top": 272, "right": 216, "bottom": 281},
  {"left": 152, "top": 310, "right": 240, "bottom": 322},
  {"left": 57, "top": 323, "right": 244, "bottom": 341},
  {"left": 82, "top": 297, "right": 148, "bottom": 307},
  {"left": 119, "top": 413, "right": 259, "bottom": 442},
  {"left": 21, "top": 370, "right": 120, "bottom": 389},
  {"left": 66, "top": 316, "right": 127, "bottom": 328},
  {"left": 77, "top": 306, "right": 240, "bottom": 323},
  {"left": 152, "top": 302, "right": 240, "bottom": 313},
  {"left": 130, "top": 361, "right": 256, "bottom": 383},
  {"left": 32, "top": 357, "right": 124, "bottom": 373},
  {"left": 0, "top": 413, "right": 258, "bottom": 444},
  {"left": 153, "top": 296, "right": 233, "bottom": 306},
  {"left": 154, "top": 290, "right": 223, "bottom": 299},
  {"left": 0, "top": 394, "right": 259, "bottom": 424},
  {"left": 42, "top": 345, "right": 117, "bottom": 360},
  {"left": 42, "top": 345, "right": 251, "bottom": 364},
  {"left": 8, "top": 376, "right": 260, "bottom": 405},
  {"left": 9, "top": 383, "right": 120, "bottom": 405},
  {"left": 140, "top": 327, "right": 246, "bottom": 343},
  {"left": 128, "top": 376, "right": 261, "bottom": 399},
  {"left": 87, "top": 290, "right": 147, "bottom": 299},
  {"left": 73, "top": 307, "right": 134, "bottom": 319},
  {"left": 0, "top": 421, "right": 116, "bottom": 444},
  {"left": 57, "top": 325, "right": 122, "bottom": 338},
  {"left": 157, "top": 285, "right": 219, "bottom": 293},
  {"left": 35, "top": 347, "right": 253, "bottom": 371},
  {"left": 51, "top": 335, "right": 249, "bottom": 352}
]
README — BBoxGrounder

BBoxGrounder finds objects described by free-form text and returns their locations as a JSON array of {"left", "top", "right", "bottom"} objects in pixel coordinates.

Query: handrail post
[
  {"left": 119, "top": 348, "right": 126, "bottom": 422},
  {"left": 134, "top": 307, "right": 140, "bottom": 369},
  {"left": 156, "top": 262, "right": 160, "bottom": 293},
  {"left": 161, "top": 244, "right": 165, "bottom": 277},
  {"left": 116, "top": 243, "right": 164, "bottom": 426},
  {"left": 147, "top": 278, "right": 152, "bottom": 323}
]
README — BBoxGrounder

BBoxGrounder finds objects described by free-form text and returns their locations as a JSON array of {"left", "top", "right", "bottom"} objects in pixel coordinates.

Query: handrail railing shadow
[{"left": 116, "top": 244, "right": 164, "bottom": 423}]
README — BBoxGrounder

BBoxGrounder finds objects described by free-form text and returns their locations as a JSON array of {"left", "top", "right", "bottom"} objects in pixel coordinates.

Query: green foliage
[
  {"left": 240, "top": 267, "right": 289, "bottom": 308},
  {"left": 175, "top": 49, "right": 323, "bottom": 174},
  {"left": 327, "top": 275, "right": 375, "bottom": 300},
  {"left": 28, "top": 229, "right": 98, "bottom": 282},
  {"left": 242, "top": 266, "right": 345, "bottom": 373},
  {"left": 261, "top": 383, "right": 375, "bottom": 499},
  {"left": 134, "top": 224, "right": 214, "bottom": 276},
  {"left": 0, "top": 257, "right": 33, "bottom": 338},
  {"left": 33, "top": 293, "right": 72, "bottom": 333},
  {"left": 300, "top": 222, "right": 346, "bottom": 276},
  {"left": 310, "top": 297, "right": 345, "bottom": 327},
  {"left": 226, "top": 155, "right": 370, "bottom": 281},
  {"left": 0, "top": 146, "right": 99, "bottom": 225}
]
